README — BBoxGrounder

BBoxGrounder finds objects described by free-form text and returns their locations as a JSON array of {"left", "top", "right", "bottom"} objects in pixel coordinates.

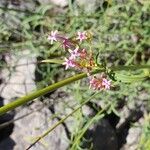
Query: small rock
[
  {"left": 11, "top": 101, "right": 69, "bottom": 150},
  {"left": 76, "top": 0, "right": 104, "bottom": 13},
  {"left": 121, "top": 127, "right": 141, "bottom": 150},
  {"left": 38, "top": 0, "right": 68, "bottom": 7}
]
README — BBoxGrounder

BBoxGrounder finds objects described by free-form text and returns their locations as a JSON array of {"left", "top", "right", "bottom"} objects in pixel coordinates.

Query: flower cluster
[
  {"left": 89, "top": 76, "right": 111, "bottom": 90},
  {"left": 47, "top": 30, "right": 111, "bottom": 91}
]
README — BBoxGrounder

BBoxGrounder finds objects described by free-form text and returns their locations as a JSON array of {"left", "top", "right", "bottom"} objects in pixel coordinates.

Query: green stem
[
  {"left": 0, "top": 69, "right": 102, "bottom": 115},
  {"left": 26, "top": 92, "right": 99, "bottom": 150},
  {"left": 0, "top": 72, "right": 89, "bottom": 115},
  {"left": 0, "top": 65, "right": 149, "bottom": 115}
]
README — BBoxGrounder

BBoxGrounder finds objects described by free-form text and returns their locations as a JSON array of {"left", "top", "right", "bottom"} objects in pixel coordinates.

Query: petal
[{"left": 68, "top": 49, "right": 72, "bottom": 53}]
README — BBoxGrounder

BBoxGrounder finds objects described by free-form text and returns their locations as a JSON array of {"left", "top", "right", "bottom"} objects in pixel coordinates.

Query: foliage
[
  {"left": 139, "top": 114, "right": 150, "bottom": 150},
  {"left": 0, "top": 0, "right": 150, "bottom": 149}
]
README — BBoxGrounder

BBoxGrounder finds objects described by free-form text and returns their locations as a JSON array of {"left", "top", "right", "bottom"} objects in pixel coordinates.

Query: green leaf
[
  {"left": 41, "top": 59, "right": 64, "bottom": 64},
  {"left": 115, "top": 72, "right": 149, "bottom": 83},
  {"left": 36, "top": 4, "right": 52, "bottom": 15}
]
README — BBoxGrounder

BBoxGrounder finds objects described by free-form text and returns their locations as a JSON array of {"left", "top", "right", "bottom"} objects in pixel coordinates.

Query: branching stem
[{"left": 0, "top": 65, "right": 149, "bottom": 115}]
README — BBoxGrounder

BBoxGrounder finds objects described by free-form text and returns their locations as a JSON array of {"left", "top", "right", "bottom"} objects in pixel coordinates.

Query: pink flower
[
  {"left": 102, "top": 78, "right": 111, "bottom": 90},
  {"left": 76, "top": 31, "right": 87, "bottom": 42},
  {"left": 47, "top": 30, "right": 58, "bottom": 44},
  {"left": 62, "top": 39, "right": 71, "bottom": 49},
  {"left": 89, "top": 77, "right": 102, "bottom": 90},
  {"left": 79, "top": 49, "right": 87, "bottom": 58},
  {"left": 89, "top": 77, "right": 100, "bottom": 90},
  {"left": 62, "top": 38, "right": 75, "bottom": 50},
  {"left": 68, "top": 47, "right": 80, "bottom": 59},
  {"left": 63, "top": 58, "right": 75, "bottom": 70},
  {"left": 89, "top": 76, "right": 111, "bottom": 90}
]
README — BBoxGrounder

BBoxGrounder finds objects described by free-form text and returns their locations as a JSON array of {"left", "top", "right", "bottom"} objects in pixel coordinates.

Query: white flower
[
  {"left": 68, "top": 47, "right": 79, "bottom": 59},
  {"left": 63, "top": 58, "right": 75, "bottom": 70},
  {"left": 47, "top": 30, "right": 58, "bottom": 44},
  {"left": 76, "top": 31, "right": 87, "bottom": 42}
]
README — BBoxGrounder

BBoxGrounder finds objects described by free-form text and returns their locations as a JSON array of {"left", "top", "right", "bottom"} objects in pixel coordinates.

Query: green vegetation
[{"left": 0, "top": 0, "right": 150, "bottom": 149}]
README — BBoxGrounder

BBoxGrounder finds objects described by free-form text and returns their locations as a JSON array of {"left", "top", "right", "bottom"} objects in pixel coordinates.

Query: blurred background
[{"left": 0, "top": 0, "right": 150, "bottom": 150}]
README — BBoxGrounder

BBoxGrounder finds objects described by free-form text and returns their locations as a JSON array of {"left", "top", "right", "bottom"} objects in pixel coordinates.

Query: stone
[
  {"left": 10, "top": 101, "right": 69, "bottom": 150},
  {"left": 38, "top": 0, "right": 68, "bottom": 7},
  {"left": 0, "top": 50, "right": 69, "bottom": 150},
  {"left": 0, "top": 50, "right": 36, "bottom": 101},
  {"left": 121, "top": 127, "right": 141, "bottom": 150},
  {"left": 76, "top": 0, "right": 105, "bottom": 13}
]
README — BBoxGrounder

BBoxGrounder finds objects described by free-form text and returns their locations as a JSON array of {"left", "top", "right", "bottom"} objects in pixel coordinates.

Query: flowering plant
[
  {"left": 0, "top": 30, "right": 149, "bottom": 150},
  {"left": 0, "top": 29, "right": 149, "bottom": 115},
  {"left": 48, "top": 30, "right": 111, "bottom": 90}
]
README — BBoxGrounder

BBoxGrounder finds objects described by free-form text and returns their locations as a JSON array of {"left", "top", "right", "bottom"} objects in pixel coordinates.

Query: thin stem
[
  {"left": 70, "top": 107, "right": 106, "bottom": 149},
  {"left": 0, "top": 65, "right": 149, "bottom": 115},
  {"left": 0, "top": 105, "right": 44, "bottom": 129},
  {"left": 26, "top": 92, "right": 99, "bottom": 150},
  {"left": 0, "top": 71, "right": 92, "bottom": 115}
]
